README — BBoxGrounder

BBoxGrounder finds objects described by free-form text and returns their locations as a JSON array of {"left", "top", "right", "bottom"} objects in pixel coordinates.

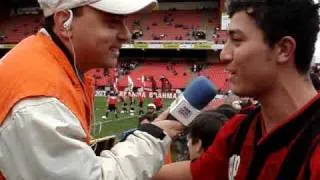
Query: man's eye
[{"left": 231, "top": 38, "right": 242, "bottom": 42}]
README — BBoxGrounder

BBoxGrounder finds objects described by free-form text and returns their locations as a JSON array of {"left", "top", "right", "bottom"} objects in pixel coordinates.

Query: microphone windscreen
[
  {"left": 183, "top": 76, "right": 217, "bottom": 110},
  {"left": 168, "top": 76, "right": 217, "bottom": 126}
]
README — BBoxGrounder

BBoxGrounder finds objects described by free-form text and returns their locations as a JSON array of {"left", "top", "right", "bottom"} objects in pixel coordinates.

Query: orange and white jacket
[{"left": 0, "top": 29, "right": 171, "bottom": 180}]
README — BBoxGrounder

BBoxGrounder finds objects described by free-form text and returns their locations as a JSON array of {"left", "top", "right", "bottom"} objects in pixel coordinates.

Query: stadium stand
[
  {"left": 104, "top": 61, "right": 228, "bottom": 91},
  {"left": 127, "top": 10, "right": 222, "bottom": 41},
  {"left": 0, "top": 4, "right": 230, "bottom": 92},
  {"left": 202, "top": 64, "right": 229, "bottom": 91},
  {"left": 0, "top": 14, "right": 41, "bottom": 43},
  {"left": 117, "top": 61, "right": 192, "bottom": 89},
  {"left": 212, "top": 29, "right": 227, "bottom": 44},
  {"left": 0, "top": 9, "right": 227, "bottom": 43}
]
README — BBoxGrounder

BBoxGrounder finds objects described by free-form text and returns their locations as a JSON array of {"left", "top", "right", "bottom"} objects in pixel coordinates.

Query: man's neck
[
  {"left": 258, "top": 74, "right": 317, "bottom": 133},
  {"left": 47, "top": 28, "right": 84, "bottom": 80}
]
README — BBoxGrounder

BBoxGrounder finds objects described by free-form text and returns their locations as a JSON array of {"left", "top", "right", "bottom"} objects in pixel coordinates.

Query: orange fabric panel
[
  {"left": 164, "top": 148, "right": 173, "bottom": 164},
  {"left": 0, "top": 33, "right": 94, "bottom": 143}
]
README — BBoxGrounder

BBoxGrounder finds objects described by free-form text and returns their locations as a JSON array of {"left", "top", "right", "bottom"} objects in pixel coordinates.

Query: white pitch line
[{"left": 92, "top": 115, "right": 139, "bottom": 126}]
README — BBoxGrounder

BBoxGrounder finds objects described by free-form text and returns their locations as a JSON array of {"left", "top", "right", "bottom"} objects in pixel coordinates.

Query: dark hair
[
  {"left": 138, "top": 112, "right": 157, "bottom": 124},
  {"left": 43, "top": 7, "right": 83, "bottom": 31},
  {"left": 215, "top": 104, "right": 238, "bottom": 119},
  {"left": 188, "top": 111, "right": 228, "bottom": 150},
  {"left": 226, "top": 0, "right": 320, "bottom": 74}
]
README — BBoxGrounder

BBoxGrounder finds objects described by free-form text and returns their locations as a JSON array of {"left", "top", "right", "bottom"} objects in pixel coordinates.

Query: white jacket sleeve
[{"left": 0, "top": 97, "right": 171, "bottom": 180}]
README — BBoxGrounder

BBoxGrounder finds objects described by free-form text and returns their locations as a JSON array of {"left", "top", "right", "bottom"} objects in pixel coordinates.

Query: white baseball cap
[
  {"left": 38, "top": 0, "right": 158, "bottom": 17},
  {"left": 147, "top": 103, "right": 156, "bottom": 109}
]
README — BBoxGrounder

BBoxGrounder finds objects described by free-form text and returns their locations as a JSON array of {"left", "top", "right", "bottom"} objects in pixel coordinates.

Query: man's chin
[
  {"left": 233, "top": 90, "right": 255, "bottom": 98},
  {"left": 101, "top": 58, "right": 118, "bottom": 68},
  {"left": 230, "top": 87, "right": 249, "bottom": 97}
]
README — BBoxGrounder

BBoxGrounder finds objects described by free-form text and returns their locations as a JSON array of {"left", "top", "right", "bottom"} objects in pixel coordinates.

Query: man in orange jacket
[{"left": 0, "top": 0, "right": 183, "bottom": 179}]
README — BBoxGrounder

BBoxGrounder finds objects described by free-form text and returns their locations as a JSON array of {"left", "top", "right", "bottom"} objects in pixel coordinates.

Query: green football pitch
[{"left": 91, "top": 96, "right": 174, "bottom": 139}]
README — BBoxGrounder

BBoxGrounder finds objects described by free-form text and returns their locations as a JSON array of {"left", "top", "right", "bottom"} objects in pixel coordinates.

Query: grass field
[{"left": 91, "top": 96, "right": 174, "bottom": 139}]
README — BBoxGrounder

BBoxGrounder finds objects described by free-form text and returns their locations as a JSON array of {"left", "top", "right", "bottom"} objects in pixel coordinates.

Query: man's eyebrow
[{"left": 228, "top": 29, "right": 245, "bottom": 37}]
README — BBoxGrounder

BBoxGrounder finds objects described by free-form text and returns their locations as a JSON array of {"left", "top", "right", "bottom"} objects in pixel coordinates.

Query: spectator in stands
[
  {"left": 153, "top": 0, "right": 320, "bottom": 179},
  {"left": 166, "top": 62, "right": 172, "bottom": 70},
  {"left": 131, "top": 31, "right": 141, "bottom": 40},
  {"left": 186, "top": 111, "right": 228, "bottom": 161},
  {"left": 160, "top": 34, "right": 166, "bottom": 39},
  {"left": 173, "top": 69, "right": 178, "bottom": 76},
  {"left": 192, "top": 64, "right": 197, "bottom": 72},
  {"left": 0, "top": 0, "right": 184, "bottom": 179},
  {"left": 0, "top": 32, "right": 5, "bottom": 41},
  {"left": 164, "top": 15, "right": 169, "bottom": 23},
  {"left": 129, "top": 60, "right": 138, "bottom": 70}
]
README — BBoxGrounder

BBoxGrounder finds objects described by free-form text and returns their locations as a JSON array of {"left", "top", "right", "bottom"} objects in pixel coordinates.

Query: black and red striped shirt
[{"left": 191, "top": 94, "right": 320, "bottom": 180}]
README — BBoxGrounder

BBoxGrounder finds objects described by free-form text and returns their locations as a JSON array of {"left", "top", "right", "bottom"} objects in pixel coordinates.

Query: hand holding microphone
[
  {"left": 153, "top": 76, "right": 217, "bottom": 139},
  {"left": 153, "top": 110, "right": 184, "bottom": 139},
  {"left": 167, "top": 76, "right": 217, "bottom": 126}
]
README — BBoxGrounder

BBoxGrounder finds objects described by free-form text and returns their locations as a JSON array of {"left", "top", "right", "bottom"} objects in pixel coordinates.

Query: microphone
[{"left": 168, "top": 76, "right": 217, "bottom": 126}]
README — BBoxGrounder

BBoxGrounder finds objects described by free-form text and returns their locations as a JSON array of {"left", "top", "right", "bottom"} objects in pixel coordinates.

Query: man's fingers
[
  {"left": 170, "top": 121, "right": 184, "bottom": 131},
  {"left": 154, "top": 109, "right": 170, "bottom": 122}
]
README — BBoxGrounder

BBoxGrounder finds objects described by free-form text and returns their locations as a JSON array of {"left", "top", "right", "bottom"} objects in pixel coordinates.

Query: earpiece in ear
[{"left": 63, "top": 10, "right": 73, "bottom": 31}]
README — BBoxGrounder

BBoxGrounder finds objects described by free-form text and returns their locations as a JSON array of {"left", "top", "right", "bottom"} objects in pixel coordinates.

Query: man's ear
[
  {"left": 275, "top": 36, "right": 296, "bottom": 64},
  {"left": 53, "top": 11, "right": 73, "bottom": 39}
]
